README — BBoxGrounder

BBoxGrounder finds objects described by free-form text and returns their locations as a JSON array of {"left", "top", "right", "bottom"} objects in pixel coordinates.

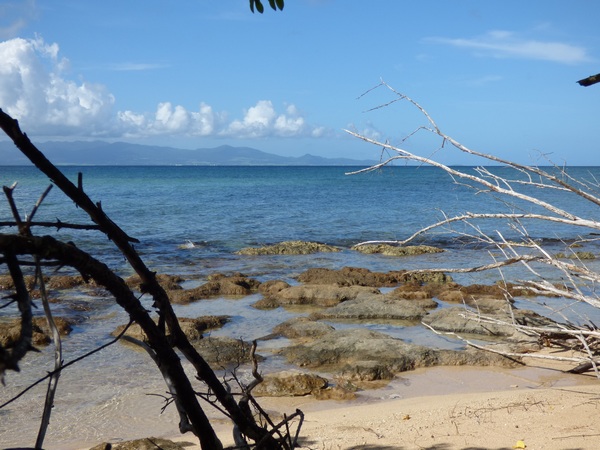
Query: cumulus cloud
[
  {"left": 226, "top": 101, "right": 309, "bottom": 137},
  {"left": 0, "top": 36, "right": 115, "bottom": 135},
  {"left": 428, "top": 30, "right": 591, "bottom": 65},
  {"left": 117, "top": 101, "right": 222, "bottom": 137},
  {"left": 0, "top": 36, "right": 325, "bottom": 140}
]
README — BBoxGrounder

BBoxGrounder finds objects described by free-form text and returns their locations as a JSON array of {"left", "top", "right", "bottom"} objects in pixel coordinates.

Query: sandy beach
[{"left": 148, "top": 361, "right": 600, "bottom": 450}]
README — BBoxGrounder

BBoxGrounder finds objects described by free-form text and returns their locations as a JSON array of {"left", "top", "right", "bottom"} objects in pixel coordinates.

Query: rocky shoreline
[{"left": 1, "top": 241, "right": 566, "bottom": 402}]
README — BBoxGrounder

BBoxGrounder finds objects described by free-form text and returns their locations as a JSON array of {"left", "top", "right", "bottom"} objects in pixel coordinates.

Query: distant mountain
[{"left": 0, "top": 141, "right": 376, "bottom": 166}]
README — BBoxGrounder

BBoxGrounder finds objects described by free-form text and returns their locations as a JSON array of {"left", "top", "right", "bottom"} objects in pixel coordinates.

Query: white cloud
[
  {"left": 118, "top": 101, "right": 222, "bottom": 137},
  {"left": 429, "top": 30, "right": 591, "bottom": 65},
  {"left": 0, "top": 36, "right": 115, "bottom": 135},
  {"left": 0, "top": 36, "right": 325, "bottom": 141},
  {"left": 224, "top": 100, "right": 311, "bottom": 138}
]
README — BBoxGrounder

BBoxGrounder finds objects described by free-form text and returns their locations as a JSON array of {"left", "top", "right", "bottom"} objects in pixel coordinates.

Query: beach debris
[{"left": 513, "top": 440, "right": 527, "bottom": 449}]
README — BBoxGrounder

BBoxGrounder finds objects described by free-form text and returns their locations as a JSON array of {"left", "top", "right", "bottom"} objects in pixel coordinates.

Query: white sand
[
  {"left": 165, "top": 362, "right": 600, "bottom": 450},
  {"left": 5, "top": 359, "right": 597, "bottom": 449}
]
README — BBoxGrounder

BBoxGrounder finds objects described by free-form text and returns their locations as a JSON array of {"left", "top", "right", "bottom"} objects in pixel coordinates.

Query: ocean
[{"left": 2, "top": 164, "right": 600, "bottom": 448}]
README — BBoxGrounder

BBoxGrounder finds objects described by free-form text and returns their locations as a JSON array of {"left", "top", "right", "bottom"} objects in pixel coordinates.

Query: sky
[{"left": 1, "top": 0, "right": 599, "bottom": 165}]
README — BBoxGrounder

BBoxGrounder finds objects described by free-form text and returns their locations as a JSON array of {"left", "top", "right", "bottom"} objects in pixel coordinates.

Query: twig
[{"left": 35, "top": 258, "right": 62, "bottom": 449}]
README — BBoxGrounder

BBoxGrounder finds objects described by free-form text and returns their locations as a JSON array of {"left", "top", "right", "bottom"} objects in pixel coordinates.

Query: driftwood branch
[{"left": 349, "top": 81, "right": 600, "bottom": 375}]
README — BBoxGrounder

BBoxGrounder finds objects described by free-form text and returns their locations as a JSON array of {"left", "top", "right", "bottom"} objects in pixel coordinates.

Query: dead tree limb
[
  {"left": 0, "top": 108, "right": 285, "bottom": 449},
  {"left": 347, "top": 81, "right": 600, "bottom": 374},
  {"left": 0, "top": 232, "right": 223, "bottom": 449}
]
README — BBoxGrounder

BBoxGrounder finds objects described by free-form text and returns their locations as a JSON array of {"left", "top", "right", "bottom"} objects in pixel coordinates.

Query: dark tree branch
[
  {"left": 577, "top": 73, "right": 600, "bottom": 87},
  {"left": 0, "top": 220, "right": 101, "bottom": 231},
  {"left": 0, "top": 232, "right": 222, "bottom": 449},
  {"left": 0, "top": 252, "right": 33, "bottom": 381},
  {"left": 34, "top": 259, "right": 62, "bottom": 449},
  {"left": 0, "top": 108, "right": 280, "bottom": 449}
]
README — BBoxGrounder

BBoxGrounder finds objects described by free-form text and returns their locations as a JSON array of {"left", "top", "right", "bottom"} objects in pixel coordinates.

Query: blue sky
[{"left": 1, "top": 0, "right": 599, "bottom": 165}]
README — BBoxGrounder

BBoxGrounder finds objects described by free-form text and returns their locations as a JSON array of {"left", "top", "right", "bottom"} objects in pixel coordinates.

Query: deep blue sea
[
  {"left": 2, "top": 164, "right": 600, "bottom": 448},
  {"left": 3, "top": 164, "right": 600, "bottom": 275}
]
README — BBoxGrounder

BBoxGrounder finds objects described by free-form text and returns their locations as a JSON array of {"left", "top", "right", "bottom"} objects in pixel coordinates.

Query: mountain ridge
[{"left": 0, "top": 141, "right": 376, "bottom": 166}]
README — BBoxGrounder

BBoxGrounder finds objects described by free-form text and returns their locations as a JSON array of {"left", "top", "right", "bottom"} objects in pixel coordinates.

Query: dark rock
[
  {"left": 252, "top": 370, "right": 328, "bottom": 397},
  {"left": 337, "top": 360, "right": 396, "bottom": 381},
  {"left": 352, "top": 243, "right": 444, "bottom": 256},
  {"left": 258, "top": 279, "right": 290, "bottom": 296},
  {"left": 0, "top": 274, "right": 36, "bottom": 290},
  {"left": 88, "top": 437, "right": 194, "bottom": 450},
  {"left": 271, "top": 284, "right": 380, "bottom": 307},
  {"left": 112, "top": 316, "right": 229, "bottom": 342},
  {"left": 310, "top": 294, "right": 436, "bottom": 321},
  {"left": 312, "top": 385, "right": 357, "bottom": 400},
  {"left": 280, "top": 328, "right": 518, "bottom": 377},
  {"left": 236, "top": 240, "right": 341, "bottom": 255},
  {"left": 296, "top": 267, "right": 404, "bottom": 287},
  {"left": 296, "top": 266, "right": 452, "bottom": 287},
  {"left": 252, "top": 296, "right": 281, "bottom": 310},
  {"left": 555, "top": 251, "right": 595, "bottom": 260},
  {"left": 0, "top": 316, "right": 74, "bottom": 347},
  {"left": 271, "top": 317, "right": 335, "bottom": 339},
  {"left": 193, "top": 336, "right": 261, "bottom": 365},
  {"left": 436, "top": 282, "right": 539, "bottom": 311},
  {"left": 281, "top": 328, "right": 436, "bottom": 371},
  {"left": 126, "top": 273, "right": 185, "bottom": 291},
  {"left": 46, "top": 275, "right": 89, "bottom": 289},
  {"left": 168, "top": 274, "right": 260, "bottom": 304},
  {"left": 421, "top": 306, "right": 551, "bottom": 344},
  {"left": 387, "top": 283, "right": 434, "bottom": 300}
]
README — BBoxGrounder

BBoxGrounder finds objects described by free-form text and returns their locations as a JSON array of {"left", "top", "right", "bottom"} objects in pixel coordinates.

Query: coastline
[{"left": 71, "top": 360, "right": 600, "bottom": 450}]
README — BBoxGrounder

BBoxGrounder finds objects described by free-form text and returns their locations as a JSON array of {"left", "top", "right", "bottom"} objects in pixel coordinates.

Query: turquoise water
[{"left": 2, "top": 164, "right": 600, "bottom": 448}]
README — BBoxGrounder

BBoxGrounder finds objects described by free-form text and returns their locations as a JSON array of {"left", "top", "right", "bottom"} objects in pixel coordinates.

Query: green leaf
[
  {"left": 256, "top": 1, "right": 264, "bottom": 13},
  {"left": 275, "top": 0, "right": 284, "bottom": 10}
]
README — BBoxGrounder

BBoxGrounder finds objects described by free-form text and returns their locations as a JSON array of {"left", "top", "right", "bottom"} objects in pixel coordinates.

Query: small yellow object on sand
[{"left": 513, "top": 440, "right": 526, "bottom": 449}]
